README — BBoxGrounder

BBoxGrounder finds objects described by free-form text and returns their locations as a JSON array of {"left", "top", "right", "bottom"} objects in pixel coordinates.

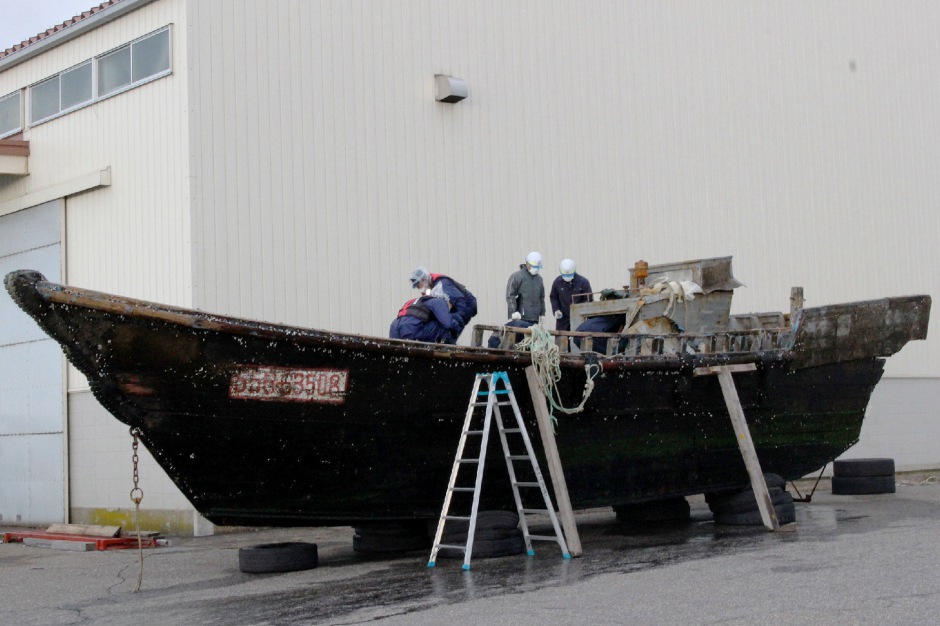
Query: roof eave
[{"left": 0, "top": 0, "right": 159, "bottom": 73}]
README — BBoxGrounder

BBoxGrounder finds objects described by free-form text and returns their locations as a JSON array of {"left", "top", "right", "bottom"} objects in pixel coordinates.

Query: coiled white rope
[{"left": 516, "top": 319, "right": 600, "bottom": 425}]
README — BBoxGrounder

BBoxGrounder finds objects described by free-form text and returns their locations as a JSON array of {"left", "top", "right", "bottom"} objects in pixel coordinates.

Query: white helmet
[
  {"left": 525, "top": 251, "right": 543, "bottom": 269},
  {"left": 559, "top": 258, "right": 576, "bottom": 281}
]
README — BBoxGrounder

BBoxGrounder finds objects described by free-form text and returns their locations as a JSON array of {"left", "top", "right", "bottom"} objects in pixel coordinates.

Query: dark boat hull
[{"left": 4, "top": 270, "right": 928, "bottom": 527}]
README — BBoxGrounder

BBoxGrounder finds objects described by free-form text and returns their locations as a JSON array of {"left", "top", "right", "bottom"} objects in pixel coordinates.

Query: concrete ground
[{"left": 2, "top": 473, "right": 939, "bottom": 625}]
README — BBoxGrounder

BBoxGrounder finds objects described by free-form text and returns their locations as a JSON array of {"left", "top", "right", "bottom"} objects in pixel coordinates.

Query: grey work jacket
[{"left": 505, "top": 267, "right": 545, "bottom": 322}]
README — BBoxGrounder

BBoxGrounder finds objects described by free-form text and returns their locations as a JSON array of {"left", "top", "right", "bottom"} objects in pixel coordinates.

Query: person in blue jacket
[
  {"left": 409, "top": 266, "right": 478, "bottom": 343},
  {"left": 549, "top": 258, "right": 593, "bottom": 332},
  {"left": 390, "top": 284, "right": 459, "bottom": 343}
]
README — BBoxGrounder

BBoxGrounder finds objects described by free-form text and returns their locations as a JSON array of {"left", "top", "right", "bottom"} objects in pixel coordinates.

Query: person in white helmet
[
  {"left": 487, "top": 251, "right": 546, "bottom": 349},
  {"left": 549, "top": 258, "right": 593, "bottom": 331}
]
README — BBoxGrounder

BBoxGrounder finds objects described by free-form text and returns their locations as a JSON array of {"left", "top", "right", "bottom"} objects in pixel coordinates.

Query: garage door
[{"left": 0, "top": 200, "right": 64, "bottom": 525}]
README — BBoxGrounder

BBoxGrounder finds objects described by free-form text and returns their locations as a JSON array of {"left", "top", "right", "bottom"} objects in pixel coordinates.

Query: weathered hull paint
[{"left": 4, "top": 270, "right": 930, "bottom": 527}]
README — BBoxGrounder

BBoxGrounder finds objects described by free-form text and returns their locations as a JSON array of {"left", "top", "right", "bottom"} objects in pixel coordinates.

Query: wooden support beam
[
  {"left": 525, "top": 367, "right": 582, "bottom": 556},
  {"left": 694, "top": 363, "right": 779, "bottom": 531}
]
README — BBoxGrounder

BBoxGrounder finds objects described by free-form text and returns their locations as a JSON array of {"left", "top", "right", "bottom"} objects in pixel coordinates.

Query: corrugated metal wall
[{"left": 188, "top": 0, "right": 938, "bottom": 378}]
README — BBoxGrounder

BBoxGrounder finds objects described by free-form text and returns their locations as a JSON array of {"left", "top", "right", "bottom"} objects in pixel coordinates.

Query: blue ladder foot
[
  {"left": 461, "top": 563, "right": 471, "bottom": 571},
  {"left": 563, "top": 553, "right": 571, "bottom": 559},
  {"left": 427, "top": 562, "right": 436, "bottom": 567},
  {"left": 527, "top": 550, "right": 535, "bottom": 556}
]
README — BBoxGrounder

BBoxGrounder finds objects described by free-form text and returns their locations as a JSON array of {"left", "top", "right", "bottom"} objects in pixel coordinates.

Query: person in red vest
[
  {"left": 408, "top": 266, "right": 477, "bottom": 343},
  {"left": 390, "top": 284, "right": 459, "bottom": 343}
]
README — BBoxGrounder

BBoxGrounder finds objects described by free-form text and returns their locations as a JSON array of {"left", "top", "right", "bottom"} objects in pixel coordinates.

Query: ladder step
[
  {"left": 444, "top": 515, "right": 471, "bottom": 521},
  {"left": 520, "top": 508, "right": 550, "bottom": 514},
  {"left": 436, "top": 543, "right": 466, "bottom": 551},
  {"left": 463, "top": 430, "right": 484, "bottom": 435},
  {"left": 501, "top": 428, "right": 522, "bottom": 433},
  {"left": 527, "top": 534, "right": 561, "bottom": 542},
  {"left": 507, "top": 455, "right": 531, "bottom": 461},
  {"left": 449, "top": 487, "right": 475, "bottom": 492},
  {"left": 458, "top": 459, "right": 480, "bottom": 464},
  {"left": 513, "top": 481, "right": 541, "bottom": 488}
]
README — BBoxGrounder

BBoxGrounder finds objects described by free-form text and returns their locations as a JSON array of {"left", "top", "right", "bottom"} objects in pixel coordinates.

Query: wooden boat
[{"left": 4, "top": 257, "right": 931, "bottom": 527}]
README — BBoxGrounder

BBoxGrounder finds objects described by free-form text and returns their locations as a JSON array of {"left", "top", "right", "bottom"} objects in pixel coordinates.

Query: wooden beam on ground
[
  {"left": 525, "top": 366, "right": 582, "bottom": 556},
  {"left": 694, "top": 363, "right": 779, "bottom": 531}
]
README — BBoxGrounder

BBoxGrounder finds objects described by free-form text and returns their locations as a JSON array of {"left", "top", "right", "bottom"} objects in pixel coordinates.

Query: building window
[
  {"left": 0, "top": 91, "right": 23, "bottom": 138},
  {"left": 61, "top": 62, "right": 93, "bottom": 110},
  {"left": 30, "top": 76, "right": 60, "bottom": 124},
  {"left": 98, "top": 28, "right": 170, "bottom": 97},
  {"left": 29, "top": 60, "right": 93, "bottom": 124},
  {"left": 26, "top": 26, "right": 171, "bottom": 127}
]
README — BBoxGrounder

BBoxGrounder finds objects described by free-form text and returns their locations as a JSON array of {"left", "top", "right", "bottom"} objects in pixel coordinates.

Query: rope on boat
[{"left": 515, "top": 319, "right": 600, "bottom": 424}]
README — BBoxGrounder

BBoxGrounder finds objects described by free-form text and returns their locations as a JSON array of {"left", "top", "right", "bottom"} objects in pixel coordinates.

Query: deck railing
[{"left": 470, "top": 323, "right": 793, "bottom": 357}]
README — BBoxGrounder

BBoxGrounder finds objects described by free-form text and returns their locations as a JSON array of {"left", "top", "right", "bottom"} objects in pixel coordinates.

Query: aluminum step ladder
[{"left": 428, "top": 371, "right": 571, "bottom": 569}]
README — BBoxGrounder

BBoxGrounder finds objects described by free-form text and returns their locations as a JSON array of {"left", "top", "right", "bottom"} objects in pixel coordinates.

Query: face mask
[
  {"left": 562, "top": 274, "right": 574, "bottom": 282},
  {"left": 528, "top": 267, "right": 540, "bottom": 276}
]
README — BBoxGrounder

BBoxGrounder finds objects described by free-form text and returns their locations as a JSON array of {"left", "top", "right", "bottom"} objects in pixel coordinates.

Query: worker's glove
[
  {"left": 554, "top": 310, "right": 563, "bottom": 319},
  {"left": 511, "top": 312, "right": 522, "bottom": 321}
]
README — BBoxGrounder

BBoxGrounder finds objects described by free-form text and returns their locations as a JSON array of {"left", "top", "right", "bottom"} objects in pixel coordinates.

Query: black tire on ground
[
  {"left": 614, "top": 497, "right": 691, "bottom": 523},
  {"left": 437, "top": 533, "right": 527, "bottom": 559},
  {"left": 832, "top": 474, "right": 896, "bottom": 495},
  {"left": 353, "top": 532, "right": 430, "bottom": 553},
  {"left": 709, "top": 488, "right": 793, "bottom": 515},
  {"left": 353, "top": 521, "right": 429, "bottom": 537},
  {"left": 442, "top": 510, "right": 520, "bottom": 534},
  {"left": 705, "top": 473, "right": 788, "bottom": 506},
  {"left": 713, "top": 501, "right": 796, "bottom": 526},
  {"left": 833, "top": 458, "right": 896, "bottom": 478},
  {"left": 238, "top": 542, "right": 318, "bottom": 574},
  {"left": 442, "top": 527, "right": 522, "bottom": 542}
]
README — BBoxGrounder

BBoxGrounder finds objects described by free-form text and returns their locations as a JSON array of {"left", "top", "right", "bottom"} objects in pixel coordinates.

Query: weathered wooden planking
[
  {"left": 46, "top": 523, "right": 120, "bottom": 537},
  {"left": 791, "top": 295, "right": 931, "bottom": 369}
]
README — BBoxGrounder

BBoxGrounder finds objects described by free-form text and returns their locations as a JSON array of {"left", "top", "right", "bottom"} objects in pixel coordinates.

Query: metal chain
[{"left": 129, "top": 427, "right": 144, "bottom": 592}]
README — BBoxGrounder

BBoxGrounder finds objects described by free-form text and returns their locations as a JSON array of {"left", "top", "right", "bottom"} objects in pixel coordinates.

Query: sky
[{"left": 0, "top": 0, "right": 102, "bottom": 51}]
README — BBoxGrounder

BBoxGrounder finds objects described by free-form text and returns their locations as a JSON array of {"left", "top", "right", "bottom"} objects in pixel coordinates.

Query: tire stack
[
  {"left": 832, "top": 458, "right": 896, "bottom": 495},
  {"left": 352, "top": 521, "right": 431, "bottom": 553},
  {"left": 613, "top": 497, "right": 691, "bottom": 525},
  {"left": 437, "top": 510, "right": 526, "bottom": 559},
  {"left": 707, "top": 473, "right": 796, "bottom": 526}
]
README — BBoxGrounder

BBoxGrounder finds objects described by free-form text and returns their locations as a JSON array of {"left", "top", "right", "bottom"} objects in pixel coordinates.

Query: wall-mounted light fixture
[{"left": 434, "top": 74, "right": 468, "bottom": 103}]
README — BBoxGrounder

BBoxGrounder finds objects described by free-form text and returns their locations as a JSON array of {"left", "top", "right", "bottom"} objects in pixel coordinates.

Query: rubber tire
[
  {"left": 438, "top": 532, "right": 527, "bottom": 560},
  {"left": 833, "top": 458, "right": 895, "bottom": 478},
  {"left": 442, "top": 527, "right": 522, "bottom": 542},
  {"left": 353, "top": 532, "right": 430, "bottom": 553},
  {"left": 614, "top": 497, "right": 690, "bottom": 523},
  {"left": 238, "top": 542, "right": 318, "bottom": 574},
  {"left": 353, "top": 521, "right": 428, "bottom": 537},
  {"left": 713, "top": 501, "right": 796, "bottom": 526},
  {"left": 705, "top": 473, "right": 787, "bottom": 506},
  {"left": 443, "top": 510, "right": 519, "bottom": 534},
  {"left": 709, "top": 488, "right": 793, "bottom": 515},
  {"left": 832, "top": 475, "right": 896, "bottom": 495}
]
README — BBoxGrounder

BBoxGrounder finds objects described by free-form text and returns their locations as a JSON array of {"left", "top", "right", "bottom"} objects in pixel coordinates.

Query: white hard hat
[
  {"left": 525, "top": 251, "right": 543, "bottom": 269},
  {"left": 559, "top": 258, "right": 576, "bottom": 276}
]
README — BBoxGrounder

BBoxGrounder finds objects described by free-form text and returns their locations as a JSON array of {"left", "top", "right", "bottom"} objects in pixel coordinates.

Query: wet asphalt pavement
[{"left": 3, "top": 475, "right": 940, "bottom": 625}]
